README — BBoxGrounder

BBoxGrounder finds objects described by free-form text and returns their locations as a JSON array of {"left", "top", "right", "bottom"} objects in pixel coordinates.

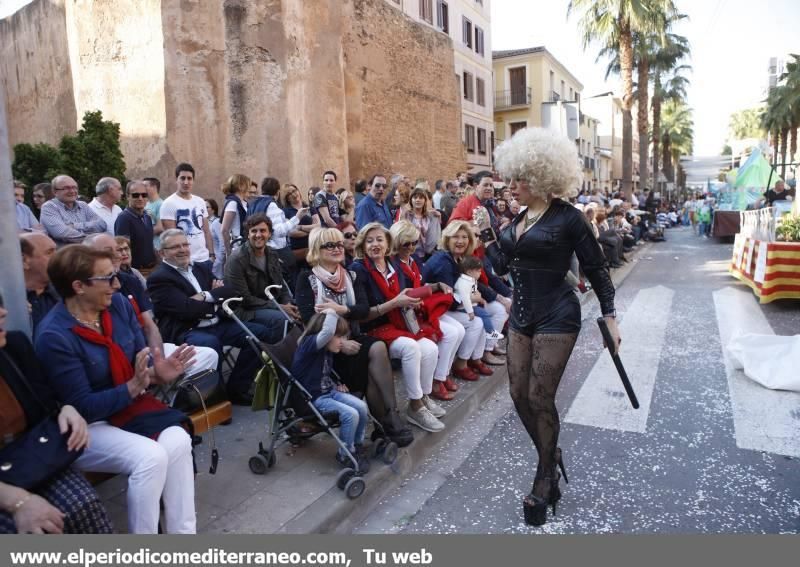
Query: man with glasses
[
  {"left": 89, "top": 177, "right": 124, "bottom": 235},
  {"left": 148, "top": 229, "right": 273, "bottom": 405},
  {"left": 355, "top": 174, "right": 393, "bottom": 229},
  {"left": 39, "top": 174, "right": 107, "bottom": 245},
  {"left": 115, "top": 180, "right": 157, "bottom": 273}
]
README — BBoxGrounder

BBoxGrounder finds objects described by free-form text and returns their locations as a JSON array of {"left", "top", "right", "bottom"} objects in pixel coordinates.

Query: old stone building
[{"left": 0, "top": 0, "right": 466, "bottom": 197}]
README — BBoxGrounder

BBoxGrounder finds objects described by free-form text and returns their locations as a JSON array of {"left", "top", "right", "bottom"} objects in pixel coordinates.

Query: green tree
[
  {"left": 58, "top": 110, "right": 127, "bottom": 199},
  {"left": 728, "top": 107, "right": 767, "bottom": 141},
  {"left": 661, "top": 99, "right": 693, "bottom": 185},
  {"left": 569, "top": 0, "right": 678, "bottom": 199},
  {"left": 11, "top": 142, "right": 63, "bottom": 190},
  {"left": 760, "top": 85, "right": 794, "bottom": 177}
]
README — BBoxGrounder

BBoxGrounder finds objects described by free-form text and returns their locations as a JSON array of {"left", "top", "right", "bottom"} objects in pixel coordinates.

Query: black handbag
[{"left": 0, "top": 351, "right": 82, "bottom": 490}]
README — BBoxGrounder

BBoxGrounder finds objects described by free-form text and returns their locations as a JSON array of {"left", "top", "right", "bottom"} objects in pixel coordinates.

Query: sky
[
  {"left": 491, "top": 0, "right": 800, "bottom": 156},
  {"left": 2, "top": 0, "right": 798, "bottom": 156}
]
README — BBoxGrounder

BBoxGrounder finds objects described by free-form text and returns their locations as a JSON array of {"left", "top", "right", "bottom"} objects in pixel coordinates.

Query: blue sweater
[{"left": 290, "top": 312, "right": 339, "bottom": 400}]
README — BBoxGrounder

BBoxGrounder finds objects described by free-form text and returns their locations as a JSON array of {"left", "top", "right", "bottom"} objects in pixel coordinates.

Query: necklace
[
  {"left": 524, "top": 205, "right": 549, "bottom": 229},
  {"left": 70, "top": 310, "right": 101, "bottom": 329}
]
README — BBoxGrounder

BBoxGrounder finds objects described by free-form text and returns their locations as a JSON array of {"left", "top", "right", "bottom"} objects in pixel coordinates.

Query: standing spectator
[
  {"left": 205, "top": 199, "right": 225, "bottom": 279},
  {"left": 88, "top": 177, "right": 123, "bottom": 235},
  {"left": 14, "top": 181, "right": 42, "bottom": 232},
  {"left": 220, "top": 174, "right": 249, "bottom": 261},
  {"left": 509, "top": 199, "right": 521, "bottom": 216},
  {"left": 143, "top": 177, "right": 164, "bottom": 249},
  {"left": 355, "top": 174, "right": 393, "bottom": 229},
  {"left": 432, "top": 179, "right": 445, "bottom": 211},
  {"left": 20, "top": 233, "right": 60, "bottom": 332},
  {"left": 396, "top": 187, "right": 441, "bottom": 264},
  {"left": 338, "top": 190, "right": 356, "bottom": 225},
  {"left": 160, "top": 163, "right": 215, "bottom": 268},
  {"left": 247, "top": 181, "right": 260, "bottom": 204},
  {"left": 313, "top": 170, "right": 342, "bottom": 228},
  {"left": 353, "top": 179, "right": 368, "bottom": 206},
  {"left": 114, "top": 180, "right": 156, "bottom": 273},
  {"left": 280, "top": 183, "right": 320, "bottom": 269},
  {"left": 250, "top": 177, "right": 309, "bottom": 292},
  {"left": 31, "top": 182, "right": 54, "bottom": 219},
  {"left": 40, "top": 175, "right": 106, "bottom": 245},
  {"left": 440, "top": 181, "right": 459, "bottom": 219}
]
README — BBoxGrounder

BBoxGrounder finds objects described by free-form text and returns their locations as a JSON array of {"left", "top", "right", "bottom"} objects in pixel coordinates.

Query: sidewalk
[{"left": 94, "top": 241, "right": 651, "bottom": 534}]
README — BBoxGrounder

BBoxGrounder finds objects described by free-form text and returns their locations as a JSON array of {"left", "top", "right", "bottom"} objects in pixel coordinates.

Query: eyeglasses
[
  {"left": 373, "top": 183, "right": 387, "bottom": 189},
  {"left": 129, "top": 192, "right": 148, "bottom": 199},
  {"left": 320, "top": 242, "right": 345, "bottom": 250},
  {"left": 116, "top": 246, "right": 130, "bottom": 254},
  {"left": 55, "top": 185, "right": 78, "bottom": 192},
  {"left": 343, "top": 232, "right": 357, "bottom": 239},
  {"left": 401, "top": 240, "right": 419, "bottom": 248},
  {"left": 162, "top": 242, "right": 191, "bottom": 250},
  {"left": 85, "top": 272, "right": 120, "bottom": 285}
]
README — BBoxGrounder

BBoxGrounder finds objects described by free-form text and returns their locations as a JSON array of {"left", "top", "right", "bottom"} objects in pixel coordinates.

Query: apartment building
[
  {"left": 492, "top": 46, "right": 584, "bottom": 143},
  {"left": 386, "top": 0, "right": 494, "bottom": 172}
]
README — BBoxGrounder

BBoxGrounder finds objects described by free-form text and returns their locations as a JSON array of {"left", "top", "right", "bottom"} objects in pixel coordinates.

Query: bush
[
  {"left": 12, "top": 110, "right": 127, "bottom": 200},
  {"left": 776, "top": 214, "right": 800, "bottom": 242}
]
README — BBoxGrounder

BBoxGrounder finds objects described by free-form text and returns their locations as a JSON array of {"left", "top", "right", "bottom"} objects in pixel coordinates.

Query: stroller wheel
[
  {"left": 370, "top": 438, "right": 387, "bottom": 459},
  {"left": 381, "top": 441, "right": 399, "bottom": 465},
  {"left": 344, "top": 477, "right": 366, "bottom": 499},
  {"left": 249, "top": 454, "right": 270, "bottom": 475},
  {"left": 336, "top": 468, "right": 355, "bottom": 490}
]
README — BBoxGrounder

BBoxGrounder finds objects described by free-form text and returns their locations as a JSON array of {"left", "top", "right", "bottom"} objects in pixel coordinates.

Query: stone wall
[{"left": 1, "top": 0, "right": 465, "bottom": 199}]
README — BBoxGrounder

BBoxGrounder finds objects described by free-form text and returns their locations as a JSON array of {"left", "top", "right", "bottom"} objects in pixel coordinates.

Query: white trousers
[
  {"left": 74, "top": 422, "right": 196, "bottom": 534},
  {"left": 164, "top": 343, "right": 218, "bottom": 376},
  {"left": 434, "top": 314, "right": 466, "bottom": 381},
  {"left": 482, "top": 300, "right": 510, "bottom": 351},
  {"left": 389, "top": 337, "right": 438, "bottom": 400},
  {"left": 446, "top": 310, "right": 486, "bottom": 360}
]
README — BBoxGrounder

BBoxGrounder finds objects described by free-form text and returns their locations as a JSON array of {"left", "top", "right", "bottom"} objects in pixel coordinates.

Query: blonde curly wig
[{"left": 493, "top": 127, "right": 581, "bottom": 199}]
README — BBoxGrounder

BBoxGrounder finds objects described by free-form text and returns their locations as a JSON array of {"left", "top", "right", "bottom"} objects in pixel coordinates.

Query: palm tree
[
  {"left": 660, "top": 99, "right": 693, "bottom": 186},
  {"left": 728, "top": 107, "right": 766, "bottom": 141},
  {"left": 761, "top": 85, "right": 794, "bottom": 177},
  {"left": 569, "top": 0, "right": 678, "bottom": 199},
  {"left": 650, "top": 32, "right": 690, "bottom": 190},
  {"left": 778, "top": 53, "right": 800, "bottom": 167}
]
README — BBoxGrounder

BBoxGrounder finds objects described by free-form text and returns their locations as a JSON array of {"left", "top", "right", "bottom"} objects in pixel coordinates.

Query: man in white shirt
[
  {"left": 432, "top": 179, "right": 445, "bottom": 210},
  {"left": 160, "top": 162, "right": 215, "bottom": 268},
  {"left": 88, "top": 177, "right": 123, "bottom": 235}
]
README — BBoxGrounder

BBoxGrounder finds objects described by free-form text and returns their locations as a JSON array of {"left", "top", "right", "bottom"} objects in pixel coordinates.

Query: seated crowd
[{"left": 5, "top": 163, "right": 640, "bottom": 534}]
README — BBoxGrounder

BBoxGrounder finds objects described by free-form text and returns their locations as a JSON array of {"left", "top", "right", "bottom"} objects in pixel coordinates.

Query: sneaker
[
  {"left": 336, "top": 450, "right": 370, "bottom": 473},
  {"left": 482, "top": 352, "right": 505, "bottom": 366},
  {"left": 406, "top": 405, "right": 445, "bottom": 432},
  {"left": 486, "top": 329, "right": 504, "bottom": 341},
  {"left": 422, "top": 395, "right": 446, "bottom": 418},
  {"left": 492, "top": 345, "right": 508, "bottom": 356}
]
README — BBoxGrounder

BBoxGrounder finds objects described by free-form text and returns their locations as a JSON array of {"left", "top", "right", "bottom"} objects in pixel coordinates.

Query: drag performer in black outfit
[{"left": 478, "top": 127, "right": 621, "bottom": 526}]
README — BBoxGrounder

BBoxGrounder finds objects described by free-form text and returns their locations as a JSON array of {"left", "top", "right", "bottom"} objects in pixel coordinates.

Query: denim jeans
[
  {"left": 313, "top": 390, "right": 369, "bottom": 455},
  {"left": 473, "top": 306, "right": 495, "bottom": 333}
]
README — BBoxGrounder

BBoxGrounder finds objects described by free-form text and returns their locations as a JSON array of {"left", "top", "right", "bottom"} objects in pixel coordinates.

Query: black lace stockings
[{"left": 507, "top": 329, "right": 578, "bottom": 498}]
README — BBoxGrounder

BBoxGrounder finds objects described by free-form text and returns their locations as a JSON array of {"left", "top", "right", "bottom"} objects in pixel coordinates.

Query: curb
[{"left": 277, "top": 240, "right": 651, "bottom": 534}]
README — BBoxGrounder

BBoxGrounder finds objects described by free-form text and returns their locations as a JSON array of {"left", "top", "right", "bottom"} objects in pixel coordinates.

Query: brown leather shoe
[
  {"left": 430, "top": 380, "right": 455, "bottom": 401},
  {"left": 443, "top": 376, "right": 460, "bottom": 392},
  {"left": 482, "top": 352, "right": 506, "bottom": 366},
  {"left": 468, "top": 359, "right": 494, "bottom": 376}
]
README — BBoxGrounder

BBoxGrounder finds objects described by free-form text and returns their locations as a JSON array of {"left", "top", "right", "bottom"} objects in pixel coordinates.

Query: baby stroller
[{"left": 221, "top": 286, "right": 399, "bottom": 499}]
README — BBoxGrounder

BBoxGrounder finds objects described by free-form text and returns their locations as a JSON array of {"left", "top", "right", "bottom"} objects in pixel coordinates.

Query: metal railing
[{"left": 495, "top": 88, "right": 531, "bottom": 110}]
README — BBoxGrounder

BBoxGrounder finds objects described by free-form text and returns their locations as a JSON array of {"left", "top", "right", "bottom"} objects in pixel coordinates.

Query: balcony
[
  {"left": 550, "top": 91, "right": 561, "bottom": 102},
  {"left": 495, "top": 88, "right": 531, "bottom": 110}
]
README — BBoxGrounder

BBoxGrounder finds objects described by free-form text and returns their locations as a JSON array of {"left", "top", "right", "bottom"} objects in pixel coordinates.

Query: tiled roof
[{"left": 492, "top": 46, "right": 546, "bottom": 59}]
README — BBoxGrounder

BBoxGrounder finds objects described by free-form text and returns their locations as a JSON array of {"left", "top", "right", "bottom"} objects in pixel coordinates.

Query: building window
[
  {"left": 462, "top": 17, "right": 473, "bottom": 48},
  {"left": 475, "top": 26, "right": 484, "bottom": 56},
  {"left": 419, "top": 0, "right": 433, "bottom": 24},
  {"left": 463, "top": 71, "right": 474, "bottom": 101},
  {"left": 477, "top": 128, "right": 487, "bottom": 155},
  {"left": 465, "top": 124, "right": 476, "bottom": 153},
  {"left": 437, "top": 1, "right": 449, "bottom": 34},
  {"left": 509, "top": 121, "right": 527, "bottom": 137},
  {"left": 476, "top": 77, "right": 485, "bottom": 106},
  {"left": 569, "top": 87, "right": 573, "bottom": 101},
  {"left": 561, "top": 80, "right": 565, "bottom": 100}
]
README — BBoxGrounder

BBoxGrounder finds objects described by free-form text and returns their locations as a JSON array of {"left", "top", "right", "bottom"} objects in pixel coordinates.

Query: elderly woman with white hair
[{"left": 477, "top": 127, "right": 620, "bottom": 527}]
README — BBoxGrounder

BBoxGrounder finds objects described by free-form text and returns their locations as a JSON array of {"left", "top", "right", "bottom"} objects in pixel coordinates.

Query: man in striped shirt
[{"left": 40, "top": 175, "right": 107, "bottom": 245}]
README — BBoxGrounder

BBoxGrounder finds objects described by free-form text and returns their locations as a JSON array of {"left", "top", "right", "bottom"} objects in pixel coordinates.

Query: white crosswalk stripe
[
  {"left": 712, "top": 286, "right": 800, "bottom": 458},
  {"left": 565, "top": 285, "right": 674, "bottom": 433}
]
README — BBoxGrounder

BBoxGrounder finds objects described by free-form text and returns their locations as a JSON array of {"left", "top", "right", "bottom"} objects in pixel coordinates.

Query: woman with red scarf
[
  {"left": 388, "top": 221, "right": 464, "bottom": 402},
  {"left": 34, "top": 246, "right": 197, "bottom": 534},
  {"left": 349, "top": 223, "right": 446, "bottom": 433}
]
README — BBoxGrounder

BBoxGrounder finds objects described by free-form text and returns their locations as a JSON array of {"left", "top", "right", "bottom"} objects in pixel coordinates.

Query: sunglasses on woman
[
  {"left": 85, "top": 272, "right": 121, "bottom": 285},
  {"left": 342, "top": 232, "right": 357, "bottom": 239},
  {"left": 401, "top": 240, "right": 419, "bottom": 248},
  {"left": 320, "top": 241, "right": 345, "bottom": 250}
]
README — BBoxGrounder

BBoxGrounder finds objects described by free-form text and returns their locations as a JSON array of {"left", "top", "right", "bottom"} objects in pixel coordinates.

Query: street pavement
[{"left": 358, "top": 226, "right": 800, "bottom": 534}]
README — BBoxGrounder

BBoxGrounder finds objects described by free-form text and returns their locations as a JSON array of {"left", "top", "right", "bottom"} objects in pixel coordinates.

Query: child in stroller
[{"left": 291, "top": 309, "right": 371, "bottom": 473}]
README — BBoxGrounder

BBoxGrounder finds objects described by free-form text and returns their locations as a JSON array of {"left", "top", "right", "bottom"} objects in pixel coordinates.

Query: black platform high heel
[{"left": 523, "top": 449, "right": 570, "bottom": 526}]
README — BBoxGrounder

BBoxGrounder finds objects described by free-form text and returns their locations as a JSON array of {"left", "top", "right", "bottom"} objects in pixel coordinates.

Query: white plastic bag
[{"left": 727, "top": 333, "right": 800, "bottom": 392}]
